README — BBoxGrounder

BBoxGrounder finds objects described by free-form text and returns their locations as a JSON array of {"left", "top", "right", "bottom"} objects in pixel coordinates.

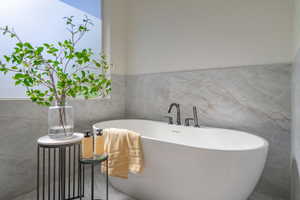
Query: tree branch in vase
[{"left": 0, "top": 16, "right": 112, "bottom": 138}]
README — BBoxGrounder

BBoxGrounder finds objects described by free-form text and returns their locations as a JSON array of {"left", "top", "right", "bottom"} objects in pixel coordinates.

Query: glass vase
[{"left": 48, "top": 103, "right": 74, "bottom": 139}]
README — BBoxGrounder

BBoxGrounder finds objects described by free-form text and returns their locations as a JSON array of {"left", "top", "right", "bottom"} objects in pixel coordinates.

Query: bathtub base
[{"left": 110, "top": 138, "right": 267, "bottom": 200}]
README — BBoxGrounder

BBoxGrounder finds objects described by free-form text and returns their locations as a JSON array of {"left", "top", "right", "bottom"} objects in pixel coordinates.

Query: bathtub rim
[{"left": 93, "top": 119, "right": 269, "bottom": 153}]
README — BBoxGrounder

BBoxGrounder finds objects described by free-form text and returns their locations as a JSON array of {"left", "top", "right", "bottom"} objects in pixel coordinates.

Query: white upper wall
[
  {"left": 294, "top": 0, "right": 300, "bottom": 54},
  {"left": 103, "top": 0, "right": 128, "bottom": 75},
  {"left": 127, "top": 0, "right": 293, "bottom": 75}
]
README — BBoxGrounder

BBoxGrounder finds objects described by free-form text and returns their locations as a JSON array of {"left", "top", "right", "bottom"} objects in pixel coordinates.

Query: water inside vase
[
  {"left": 48, "top": 125, "right": 74, "bottom": 139},
  {"left": 48, "top": 104, "right": 74, "bottom": 139}
]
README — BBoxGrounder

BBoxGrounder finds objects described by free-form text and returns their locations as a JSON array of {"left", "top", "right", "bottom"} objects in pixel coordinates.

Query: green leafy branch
[{"left": 0, "top": 16, "right": 111, "bottom": 106}]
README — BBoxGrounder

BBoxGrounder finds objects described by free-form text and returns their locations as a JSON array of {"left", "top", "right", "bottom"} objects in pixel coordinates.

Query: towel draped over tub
[{"left": 101, "top": 128, "right": 144, "bottom": 179}]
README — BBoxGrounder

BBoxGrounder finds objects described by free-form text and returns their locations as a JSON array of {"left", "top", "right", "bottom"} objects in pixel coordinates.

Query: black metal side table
[
  {"left": 37, "top": 133, "right": 84, "bottom": 200},
  {"left": 80, "top": 154, "right": 109, "bottom": 200}
]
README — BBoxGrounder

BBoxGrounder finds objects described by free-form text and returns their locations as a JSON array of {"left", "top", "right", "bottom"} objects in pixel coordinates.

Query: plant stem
[{"left": 57, "top": 98, "right": 67, "bottom": 136}]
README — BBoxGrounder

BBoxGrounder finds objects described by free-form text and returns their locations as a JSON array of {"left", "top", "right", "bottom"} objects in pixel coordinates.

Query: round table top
[{"left": 37, "top": 133, "right": 84, "bottom": 146}]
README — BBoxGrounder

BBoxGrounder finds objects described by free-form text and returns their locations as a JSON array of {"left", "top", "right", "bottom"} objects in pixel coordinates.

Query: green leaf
[
  {"left": 13, "top": 73, "right": 25, "bottom": 79},
  {"left": 16, "top": 43, "right": 23, "bottom": 48},
  {"left": 36, "top": 47, "right": 44, "bottom": 55},
  {"left": 24, "top": 42, "right": 33, "bottom": 49},
  {"left": 43, "top": 43, "right": 50, "bottom": 48},
  {"left": 15, "top": 80, "right": 22, "bottom": 85},
  {"left": 3, "top": 55, "right": 10, "bottom": 62},
  {"left": 0, "top": 67, "right": 8, "bottom": 73},
  {"left": 81, "top": 71, "right": 86, "bottom": 78}
]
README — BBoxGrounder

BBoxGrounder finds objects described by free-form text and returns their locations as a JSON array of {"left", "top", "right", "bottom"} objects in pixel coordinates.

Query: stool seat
[{"left": 80, "top": 154, "right": 109, "bottom": 164}]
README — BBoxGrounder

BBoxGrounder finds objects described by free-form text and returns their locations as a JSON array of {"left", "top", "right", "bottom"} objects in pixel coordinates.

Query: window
[{"left": 0, "top": 0, "right": 102, "bottom": 98}]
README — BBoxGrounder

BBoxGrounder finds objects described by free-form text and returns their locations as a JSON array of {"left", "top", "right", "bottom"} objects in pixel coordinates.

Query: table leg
[
  {"left": 48, "top": 149, "right": 51, "bottom": 200},
  {"left": 37, "top": 145, "right": 40, "bottom": 200},
  {"left": 92, "top": 162, "right": 95, "bottom": 200},
  {"left": 106, "top": 159, "right": 108, "bottom": 200},
  {"left": 42, "top": 148, "right": 45, "bottom": 200},
  {"left": 53, "top": 148, "right": 56, "bottom": 200},
  {"left": 60, "top": 148, "right": 63, "bottom": 200},
  {"left": 79, "top": 163, "right": 82, "bottom": 200},
  {"left": 83, "top": 164, "right": 85, "bottom": 196},
  {"left": 63, "top": 148, "right": 66, "bottom": 200},
  {"left": 59, "top": 148, "right": 61, "bottom": 200},
  {"left": 59, "top": 147, "right": 66, "bottom": 200}
]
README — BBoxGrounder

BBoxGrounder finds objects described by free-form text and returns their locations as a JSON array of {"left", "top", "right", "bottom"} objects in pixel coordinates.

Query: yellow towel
[{"left": 101, "top": 128, "right": 144, "bottom": 179}]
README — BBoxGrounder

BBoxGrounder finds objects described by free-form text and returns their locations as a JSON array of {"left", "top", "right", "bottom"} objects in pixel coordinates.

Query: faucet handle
[
  {"left": 164, "top": 116, "right": 173, "bottom": 124},
  {"left": 193, "top": 106, "right": 200, "bottom": 127},
  {"left": 185, "top": 118, "right": 194, "bottom": 126},
  {"left": 95, "top": 128, "right": 103, "bottom": 136}
]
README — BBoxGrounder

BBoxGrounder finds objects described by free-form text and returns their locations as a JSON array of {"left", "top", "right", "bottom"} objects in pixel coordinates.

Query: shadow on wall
[{"left": 59, "top": 0, "right": 101, "bottom": 19}]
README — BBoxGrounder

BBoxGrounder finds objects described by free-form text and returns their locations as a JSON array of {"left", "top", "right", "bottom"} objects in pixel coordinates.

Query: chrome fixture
[
  {"left": 193, "top": 106, "right": 200, "bottom": 127},
  {"left": 184, "top": 106, "right": 200, "bottom": 127},
  {"left": 95, "top": 128, "right": 104, "bottom": 136},
  {"left": 164, "top": 116, "right": 173, "bottom": 124},
  {"left": 168, "top": 103, "right": 181, "bottom": 125},
  {"left": 185, "top": 118, "right": 194, "bottom": 126}
]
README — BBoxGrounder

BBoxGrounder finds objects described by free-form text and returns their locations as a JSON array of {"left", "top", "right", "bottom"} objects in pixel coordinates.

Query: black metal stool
[
  {"left": 37, "top": 133, "right": 84, "bottom": 200},
  {"left": 80, "top": 154, "right": 109, "bottom": 200}
]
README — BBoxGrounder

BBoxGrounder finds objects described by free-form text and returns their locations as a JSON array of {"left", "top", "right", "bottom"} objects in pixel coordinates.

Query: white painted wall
[
  {"left": 294, "top": 0, "right": 300, "bottom": 55},
  {"left": 127, "top": 0, "right": 293, "bottom": 75},
  {"left": 103, "top": 0, "right": 128, "bottom": 75},
  {"left": 0, "top": 0, "right": 101, "bottom": 98}
]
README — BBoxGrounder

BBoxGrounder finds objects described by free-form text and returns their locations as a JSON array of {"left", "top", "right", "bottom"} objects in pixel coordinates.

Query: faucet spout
[{"left": 168, "top": 103, "right": 181, "bottom": 125}]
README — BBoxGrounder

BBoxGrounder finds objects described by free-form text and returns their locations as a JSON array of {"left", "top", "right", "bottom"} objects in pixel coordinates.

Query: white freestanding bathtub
[{"left": 93, "top": 119, "right": 268, "bottom": 200}]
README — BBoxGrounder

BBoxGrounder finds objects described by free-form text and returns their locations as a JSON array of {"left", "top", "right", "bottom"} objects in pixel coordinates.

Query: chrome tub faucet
[
  {"left": 166, "top": 104, "right": 199, "bottom": 127},
  {"left": 168, "top": 103, "right": 181, "bottom": 125}
]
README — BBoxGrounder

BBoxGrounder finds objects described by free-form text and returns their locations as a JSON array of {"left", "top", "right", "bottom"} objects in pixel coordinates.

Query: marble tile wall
[
  {"left": 125, "top": 64, "right": 291, "bottom": 200},
  {"left": 0, "top": 74, "right": 125, "bottom": 199},
  {"left": 2, "top": 64, "right": 292, "bottom": 200}
]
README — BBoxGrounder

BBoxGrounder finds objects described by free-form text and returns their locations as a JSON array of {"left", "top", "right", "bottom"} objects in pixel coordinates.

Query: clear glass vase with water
[{"left": 48, "top": 102, "right": 74, "bottom": 139}]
